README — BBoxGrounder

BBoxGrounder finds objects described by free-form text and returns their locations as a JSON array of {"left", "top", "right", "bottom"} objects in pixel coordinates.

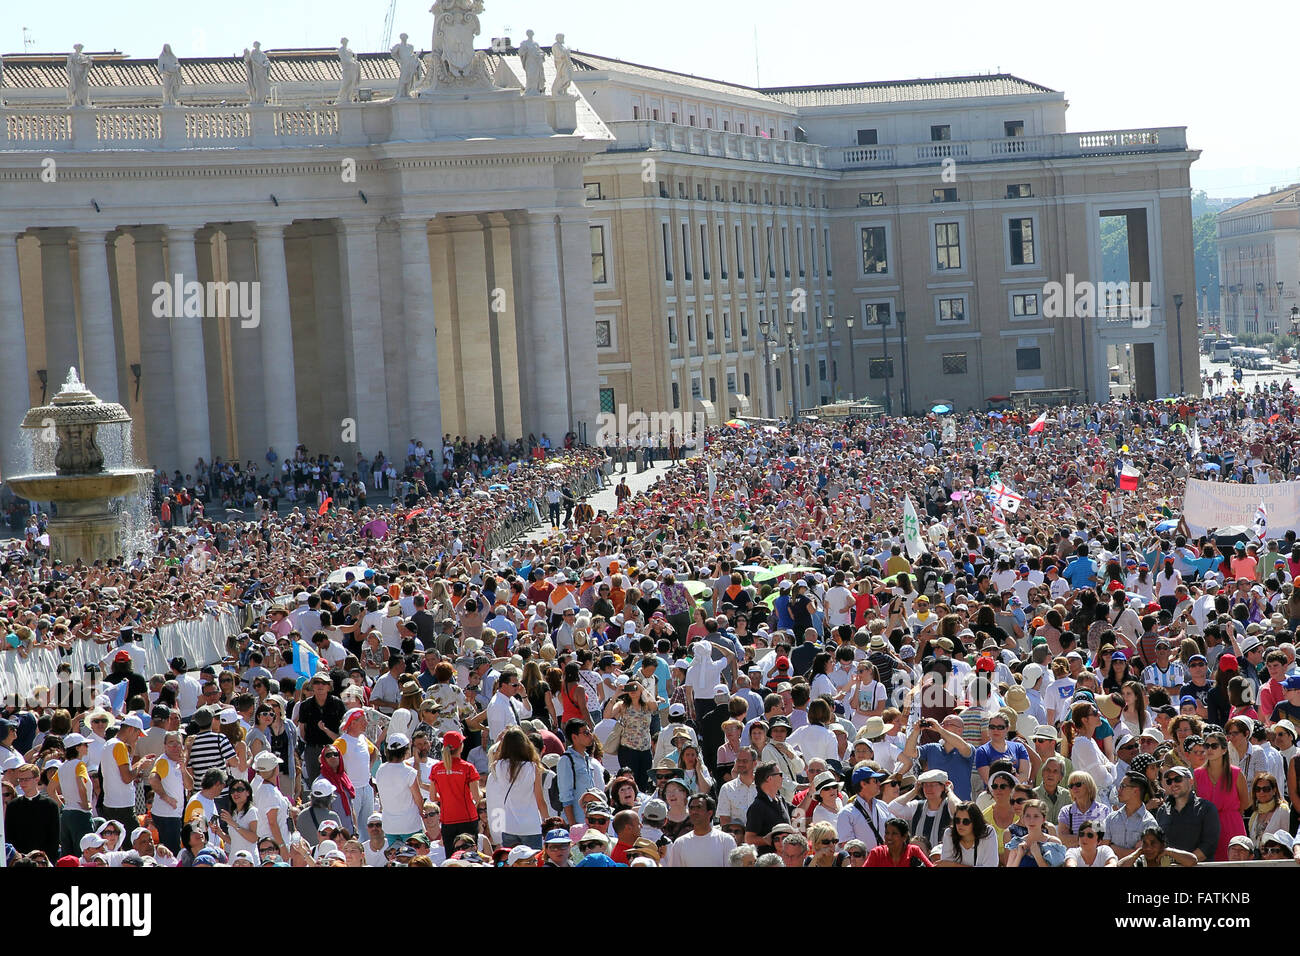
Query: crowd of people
[{"left": 5, "top": 383, "right": 1300, "bottom": 869}]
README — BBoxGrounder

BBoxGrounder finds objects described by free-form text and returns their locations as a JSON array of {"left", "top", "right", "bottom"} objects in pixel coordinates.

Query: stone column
[
  {"left": 521, "top": 212, "right": 571, "bottom": 442},
  {"left": 449, "top": 219, "right": 498, "bottom": 438},
  {"left": 75, "top": 229, "right": 122, "bottom": 405},
  {"left": 557, "top": 212, "right": 601, "bottom": 443},
  {"left": 429, "top": 227, "right": 464, "bottom": 437},
  {"left": 224, "top": 225, "right": 267, "bottom": 461},
  {"left": 195, "top": 230, "right": 230, "bottom": 460},
  {"left": 482, "top": 214, "right": 523, "bottom": 440},
  {"left": 131, "top": 227, "right": 178, "bottom": 472},
  {"left": 254, "top": 222, "right": 300, "bottom": 460},
  {"left": 309, "top": 230, "right": 348, "bottom": 456},
  {"left": 0, "top": 232, "right": 31, "bottom": 480},
  {"left": 337, "top": 218, "right": 390, "bottom": 455},
  {"left": 398, "top": 215, "right": 444, "bottom": 471},
  {"left": 163, "top": 225, "right": 212, "bottom": 474},
  {"left": 40, "top": 231, "right": 80, "bottom": 384}
]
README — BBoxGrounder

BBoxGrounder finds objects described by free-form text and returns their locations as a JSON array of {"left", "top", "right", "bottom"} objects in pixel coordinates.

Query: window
[
  {"left": 796, "top": 227, "right": 805, "bottom": 278},
  {"left": 667, "top": 315, "right": 678, "bottom": 345},
  {"left": 751, "top": 226, "right": 760, "bottom": 281},
  {"left": 731, "top": 186, "right": 738, "bottom": 202},
  {"left": 861, "top": 226, "right": 888, "bottom": 275},
  {"left": 801, "top": 309, "right": 808, "bottom": 333},
  {"left": 1004, "top": 120, "right": 1025, "bottom": 137},
  {"left": 935, "top": 223, "right": 961, "bottom": 271},
  {"left": 811, "top": 231, "right": 818, "bottom": 277},
  {"left": 739, "top": 309, "right": 748, "bottom": 338},
  {"left": 766, "top": 227, "right": 775, "bottom": 278},
  {"left": 942, "top": 352, "right": 968, "bottom": 375},
  {"left": 584, "top": 182, "right": 603, "bottom": 201},
  {"left": 1016, "top": 347, "right": 1042, "bottom": 371},
  {"left": 662, "top": 224, "right": 673, "bottom": 281},
  {"left": 718, "top": 225, "right": 728, "bottom": 279},
  {"left": 740, "top": 124, "right": 746, "bottom": 135},
  {"left": 599, "top": 387, "right": 616, "bottom": 413},
  {"left": 938, "top": 297, "right": 966, "bottom": 323},
  {"left": 763, "top": 190, "right": 770, "bottom": 204},
  {"left": 723, "top": 311, "right": 732, "bottom": 340},
  {"left": 779, "top": 190, "right": 786, "bottom": 205},
  {"left": 775, "top": 368, "right": 782, "bottom": 392},
  {"left": 689, "top": 115, "right": 696, "bottom": 127},
  {"left": 930, "top": 125, "right": 951, "bottom": 141},
  {"left": 932, "top": 188, "right": 958, "bottom": 203},
  {"left": 696, "top": 184, "right": 705, "bottom": 200},
  {"left": 691, "top": 376, "right": 701, "bottom": 398},
  {"left": 748, "top": 188, "right": 755, "bottom": 203},
  {"left": 658, "top": 180, "right": 668, "bottom": 199},
  {"left": 652, "top": 109, "right": 659, "bottom": 121},
  {"left": 671, "top": 381, "right": 680, "bottom": 409},
  {"left": 590, "top": 226, "right": 607, "bottom": 284},
  {"left": 1013, "top": 293, "right": 1039, "bottom": 317},
  {"left": 727, "top": 370, "right": 737, "bottom": 393},
  {"left": 818, "top": 359, "right": 827, "bottom": 381},
  {"left": 705, "top": 312, "right": 715, "bottom": 341},
  {"left": 856, "top": 128, "right": 878, "bottom": 146},
  {"left": 868, "top": 357, "right": 894, "bottom": 379},
  {"left": 632, "top": 106, "right": 640, "bottom": 120},
  {"left": 709, "top": 377, "right": 717, "bottom": 403},
  {"left": 671, "top": 112, "right": 678, "bottom": 124},
  {"left": 1009, "top": 218, "right": 1035, "bottom": 265},
  {"left": 735, "top": 225, "right": 744, "bottom": 279},
  {"left": 682, "top": 224, "right": 693, "bottom": 280},
  {"left": 863, "top": 302, "right": 892, "bottom": 326},
  {"left": 687, "top": 313, "right": 696, "bottom": 344},
  {"left": 700, "top": 224, "right": 711, "bottom": 280},
  {"left": 1006, "top": 183, "right": 1032, "bottom": 199},
  {"left": 595, "top": 320, "right": 612, "bottom": 348},
  {"left": 677, "top": 181, "right": 686, "bottom": 199},
  {"left": 714, "top": 185, "right": 722, "bottom": 202},
  {"left": 804, "top": 364, "right": 811, "bottom": 387},
  {"left": 723, "top": 120, "right": 729, "bottom": 131},
  {"left": 858, "top": 191, "right": 886, "bottom": 207},
  {"left": 824, "top": 229, "right": 832, "bottom": 277},
  {"left": 743, "top": 372, "right": 750, "bottom": 395}
]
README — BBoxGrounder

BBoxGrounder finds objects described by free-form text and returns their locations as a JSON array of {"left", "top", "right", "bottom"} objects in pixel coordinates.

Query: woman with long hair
[
  {"left": 264, "top": 696, "right": 299, "bottom": 800},
  {"left": 219, "top": 778, "right": 260, "bottom": 861},
  {"left": 981, "top": 769, "right": 1021, "bottom": 865},
  {"left": 485, "top": 727, "right": 547, "bottom": 849},
  {"left": 1061, "top": 701, "right": 1115, "bottom": 805},
  {"left": 676, "top": 742, "right": 714, "bottom": 795},
  {"left": 1006, "top": 798, "right": 1064, "bottom": 868},
  {"left": 429, "top": 731, "right": 482, "bottom": 854},
  {"left": 935, "top": 800, "right": 997, "bottom": 867},
  {"left": 317, "top": 745, "right": 355, "bottom": 824},
  {"left": 806, "top": 820, "right": 849, "bottom": 867},
  {"left": 610, "top": 679, "right": 656, "bottom": 790},
  {"left": 1192, "top": 730, "right": 1249, "bottom": 861},
  {"left": 220, "top": 715, "right": 249, "bottom": 776},
  {"left": 1118, "top": 681, "right": 1152, "bottom": 737},
  {"left": 374, "top": 737, "right": 424, "bottom": 846},
  {"left": 1246, "top": 771, "right": 1289, "bottom": 845},
  {"left": 521, "top": 660, "right": 557, "bottom": 730},
  {"left": 558, "top": 661, "right": 590, "bottom": 734},
  {"left": 1102, "top": 652, "right": 1134, "bottom": 694}
]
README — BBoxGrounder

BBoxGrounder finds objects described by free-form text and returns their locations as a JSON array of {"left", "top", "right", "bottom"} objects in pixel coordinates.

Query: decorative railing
[{"left": 826, "top": 127, "right": 1187, "bottom": 169}]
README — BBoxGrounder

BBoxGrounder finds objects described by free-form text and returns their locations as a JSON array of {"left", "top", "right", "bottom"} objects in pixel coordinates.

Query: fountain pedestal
[{"left": 48, "top": 503, "right": 124, "bottom": 564}]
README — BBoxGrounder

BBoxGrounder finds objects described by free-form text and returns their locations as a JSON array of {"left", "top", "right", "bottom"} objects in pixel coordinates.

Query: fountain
[{"left": 6, "top": 368, "right": 154, "bottom": 564}]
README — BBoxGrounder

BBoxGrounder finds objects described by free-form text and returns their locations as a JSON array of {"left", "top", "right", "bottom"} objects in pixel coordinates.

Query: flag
[
  {"left": 1188, "top": 422, "right": 1201, "bottom": 454},
  {"left": 292, "top": 639, "right": 320, "bottom": 681},
  {"left": 707, "top": 465, "right": 716, "bottom": 504},
  {"left": 1119, "top": 463, "right": 1140, "bottom": 491},
  {"left": 531, "top": 500, "right": 542, "bottom": 524},
  {"left": 991, "top": 503, "right": 1006, "bottom": 527},
  {"left": 1028, "top": 411, "right": 1048, "bottom": 435},
  {"left": 902, "top": 495, "right": 928, "bottom": 559},
  {"left": 318, "top": 497, "right": 332, "bottom": 515},
  {"left": 989, "top": 480, "right": 1023, "bottom": 513},
  {"left": 1253, "top": 503, "right": 1268, "bottom": 543}
]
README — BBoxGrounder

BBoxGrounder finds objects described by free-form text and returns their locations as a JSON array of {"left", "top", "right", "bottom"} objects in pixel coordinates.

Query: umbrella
[
  {"left": 684, "top": 580, "right": 712, "bottom": 597},
  {"left": 1213, "top": 526, "right": 1250, "bottom": 549},
  {"left": 931, "top": 404, "right": 952, "bottom": 414},
  {"left": 545, "top": 462, "right": 566, "bottom": 471},
  {"left": 1201, "top": 463, "right": 1220, "bottom": 472},
  {"left": 473, "top": 490, "right": 491, "bottom": 498},
  {"left": 1169, "top": 423, "right": 1186, "bottom": 433},
  {"left": 1154, "top": 519, "right": 1178, "bottom": 533},
  {"left": 753, "top": 563, "right": 796, "bottom": 583},
  {"left": 489, "top": 483, "right": 509, "bottom": 490},
  {"left": 327, "top": 564, "right": 368, "bottom": 584},
  {"left": 362, "top": 519, "right": 389, "bottom": 539},
  {"left": 735, "top": 564, "right": 766, "bottom": 574},
  {"left": 723, "top": 419, "right": 747, "bottom": 429},
  {"left": 761, "top": 425, "right": 780, "bottom": 434}
]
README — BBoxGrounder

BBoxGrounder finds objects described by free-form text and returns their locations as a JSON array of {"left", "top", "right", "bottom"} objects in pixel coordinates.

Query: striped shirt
[
  {"left": 187, "top": 731, "right": 236, "bottom": 780},
  {"left": 1141, "top": 662, "right": 1187, "bottom": 689}
]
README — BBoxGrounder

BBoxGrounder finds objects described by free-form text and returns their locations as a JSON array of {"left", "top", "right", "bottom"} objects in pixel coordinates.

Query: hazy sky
[{"left": 8, "top": 0, "right": 1296, "bottom": 198}]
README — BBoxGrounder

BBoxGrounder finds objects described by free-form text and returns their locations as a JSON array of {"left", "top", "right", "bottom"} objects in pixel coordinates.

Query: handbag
[{"left": 602, "top": 721, "right": 624, "bottom": 754}]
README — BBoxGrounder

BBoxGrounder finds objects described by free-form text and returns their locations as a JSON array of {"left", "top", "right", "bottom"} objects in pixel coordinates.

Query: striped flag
[
  {"left": 1119, "top": 463, "right": 1141, "bottom": 491},
  {"left": 1028, "top": 411, "right": 1048, "bottom": 435},
  {"left": 990, "top": 480, "right": 1022, "bottom": 513},
  {"left": 991, "top": 503, "right": 1006, "bottom": 527},
  {"left": 1253, "top": 503, "right": 1268, "bottom": 543},
  {"left": 292, "top": 639, "right": 320, "bottom": 681}
]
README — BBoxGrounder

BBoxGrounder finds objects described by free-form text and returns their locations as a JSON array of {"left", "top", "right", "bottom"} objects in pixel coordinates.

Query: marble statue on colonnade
[
  {"left": 67, "top": 43, "right": 93, "bottom": 107},
  {"left": 551, "top": 34, "right": 574, "bottom": 96},
  {"left": 426, "top": 0, "right": 494, "bottom": 91},
  {"left": 337, "top": 38, "right": 361, "bottom": 104},
  {"left": 390, "top": 33, "right": 422, "bottom": 98},
  {"left": 519, "top": 29, "right": 544, "bottom": 94},
  {"left": 0, "top": 54, "right": 6, "bottom": 107},
  {"left": 243, "top": 41, "right": 271, "bottom": 106},
  {"left": 158, "top": 44, "right": 181, "bottom": 107}
]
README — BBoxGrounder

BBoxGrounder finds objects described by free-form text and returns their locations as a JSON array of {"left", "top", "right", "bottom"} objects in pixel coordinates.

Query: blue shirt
[
  {"left": 773, "top": 594, "right": 794, "bottom": 631},
  {"left": 1062, "top": 556, "right": 1098, "bottom": 589},
  {"left": 557, "top": 748, "right": 605, "bottom": 821},
  {"left": 974, "top": 740, "right": 1031, "bottom": 772},
  {"left": 919, "top": 742, "right": 975, "bottom": 801}
]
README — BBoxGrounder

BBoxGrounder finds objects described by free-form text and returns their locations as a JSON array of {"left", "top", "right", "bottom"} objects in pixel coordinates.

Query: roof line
[
  {"left": 760, "top": 73, "right": 1058, "bottom": 95},
  {"left": 567, "top": 50, "right": 767, "bottom": 94}
]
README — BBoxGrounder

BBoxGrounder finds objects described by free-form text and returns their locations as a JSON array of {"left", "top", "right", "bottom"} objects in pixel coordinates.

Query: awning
[
  {"left": 696, "top": 398, "right": 720, "bottom": 427},
  {"left": 730, "top": 393, "right": 752, "bottom": 414}
]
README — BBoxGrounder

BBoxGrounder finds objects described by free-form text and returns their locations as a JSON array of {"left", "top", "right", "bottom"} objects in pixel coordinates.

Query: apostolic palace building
[{"left": 0, "top": 4, "right": 1201, "bottom": 478}]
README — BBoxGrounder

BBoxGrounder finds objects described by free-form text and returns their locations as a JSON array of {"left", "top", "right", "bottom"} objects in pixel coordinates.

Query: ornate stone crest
[{"left": 426, "top": 0, "right": 494, "bottom": 91}]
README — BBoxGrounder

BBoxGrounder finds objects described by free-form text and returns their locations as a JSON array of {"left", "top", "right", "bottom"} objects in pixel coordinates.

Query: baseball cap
[
  {"left": 506, "top": 845, "right": 540, "bottom": 865},
  {"left": 544, "top": 828, "right": 572, "bottom": 845},
  {"left": 1283, "top": 676, "right": 1300, "bottom": 691},
  {"left": 311, "top": 778, "right": 338, "bottom": 798}
]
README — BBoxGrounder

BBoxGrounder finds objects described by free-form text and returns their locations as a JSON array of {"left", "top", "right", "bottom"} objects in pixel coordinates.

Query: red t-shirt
[
  {"left": 864, "top": 844, "right": 934, "bottom": 868},
  {"left": 430, "top": 757, "right": 481, "bottom": 826},
  {"left": 610, "top": 840, "right": 633, "bottom": 865}
]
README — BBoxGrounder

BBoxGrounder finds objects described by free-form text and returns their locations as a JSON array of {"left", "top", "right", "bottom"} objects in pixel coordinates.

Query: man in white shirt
[
  {"left": 251, "top": 751, "right": 292, "bottom": 850},
  {"left": 486, "top": 667, "right": 532, "bottom": 743},
  {"left": 169, "top": 657, "right": 201, "bottom": 719},
  {"left": 665, "top": 793, "right": 736, "bottom": 867},
  {"left": 825, "top": 573, "right": 855, "bottom": 630},
  {"left": 716, "top": 748, "right": 758, "bottom": 826}
]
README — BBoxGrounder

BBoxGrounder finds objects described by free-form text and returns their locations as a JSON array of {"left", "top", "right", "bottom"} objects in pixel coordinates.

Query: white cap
[
  {"left": 311, "top": 778, "right": 337, "bottom": 798},
  {"left": 507, "top": 845, "right": 541, "bottom": 864},
  {"left": 252, "top": 751, "right": 283, "bottom": 772},
  {"left": 218, "top": 708, "right": 239, "bottom": 725},
  {"left": 119, "top": 713, "right": 145, "bottom": 731},
  {"left": 130, "top": 827, "right": 152, "bottom": 844},
  {"left": 624, "top": 621, "right": 637, "bottom": 633},
  {"left": 80, "top": 833, "right": 105, "bottom": 851},
  {"left": 63, "top": 732, "right": 90, "bottom": 747}
]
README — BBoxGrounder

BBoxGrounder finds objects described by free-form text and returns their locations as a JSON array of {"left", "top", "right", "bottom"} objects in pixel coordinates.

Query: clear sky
[{"left": 8, "top": 0, "right": 1296, "bottom": 199}]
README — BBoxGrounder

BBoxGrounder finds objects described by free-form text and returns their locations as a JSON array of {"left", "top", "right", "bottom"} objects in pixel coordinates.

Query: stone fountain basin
[{"left": 6, "top": 469, "right": 153, "bottom": 503}]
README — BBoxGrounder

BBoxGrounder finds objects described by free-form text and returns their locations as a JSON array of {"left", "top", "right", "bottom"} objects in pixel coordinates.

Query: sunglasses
[
  {"left": 1207, "top": 742, "right": 1224, "bottom": 750},
  {"left": 954, "top": 817, "right": 973, "bottom": 825},
  {"left": 1011, "top": 797, "right": 1027, "bottom": 805},
  {"left": 367, "top": 823, "right": 383, "bottom": 828},
  {"left": 1263, "top": 845, "right": 1290, "bottom": 855},
  {"left": 579, "top": 842, "right": 604, "bottom": 850},
  {"left": 1163, "top": 775, "right": 1184, "bottom": 785},
  {"left": 848, "top": 850, "right": 866, "bottom": 858},
  {"left": 988, "top": 724, "right": 1008, "bottom": 731},
  {"left": 990, "top": 783, "right": 1011, "bottom": 791},
  {"left": 1254, "top": 785, "right": 1275, "bottom": 793},
  {"left": 1068, "top": 782, "right": 1086, "bottom": 789}
]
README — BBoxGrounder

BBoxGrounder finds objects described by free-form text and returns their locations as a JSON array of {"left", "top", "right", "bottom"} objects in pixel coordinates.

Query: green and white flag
[{"left": 903, "top": 494, "right": 928, "bottom": 559}]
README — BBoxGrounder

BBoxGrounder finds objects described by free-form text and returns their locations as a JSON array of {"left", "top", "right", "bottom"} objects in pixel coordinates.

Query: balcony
[
  {"left": 828, "top": 128, "right": 1188, "bottom": 170},
  {"left": 606, "top": 120, "right": 826, "bottom": 170}
]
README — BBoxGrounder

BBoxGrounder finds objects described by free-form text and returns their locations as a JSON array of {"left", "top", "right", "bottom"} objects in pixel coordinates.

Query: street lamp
[
  {"left": 845, "top": 311, "right": 856, "bottom": 401},
  {"left": 824, "top": 307, "right": 836, "bottom": 401},
  {"left": 896, "top": 310, "right": 910, "bottom": 415},
  {"left": 1173, "top": 293, "right": 1185, "bottom": 394},
  {"left": 1200, "top": 284, "right": 1208, "bottom": 326},
  {"left": 785, "top": 317, "right": 799, "bottom": 419},
  {"left": 758, "top": 315, "right": 775, "bottom": 417},
  {"left": 1256, "top": 282, "right": 1265, "bottom": 332}
]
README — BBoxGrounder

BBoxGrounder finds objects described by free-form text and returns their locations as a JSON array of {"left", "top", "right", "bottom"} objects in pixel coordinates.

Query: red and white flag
[
  {"left": 991, "top": 503, "right": 1006, "bottom": 527},
  {"left": 1028, "top": 411, "right": 1048, "bottom": 435},
  {"left": 1118, "top": 464, "right": 1141, "bottom": 491}
]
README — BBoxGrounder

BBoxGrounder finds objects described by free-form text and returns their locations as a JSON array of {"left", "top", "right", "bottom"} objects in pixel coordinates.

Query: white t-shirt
[
  {"left": 1065, "top": 844, "right": 1117, "bottom": 867},
  {"left": 486, "top": 760, "right": 541, "bottom": 837},
  {"left": 788, "top": 723, "right": 838, "bottom": 763},
  {"left": 252, "top": 776, "right": 291, "bottom": 841},
  {"left": 101, "top": 738, "right": 136, "bottom": 809},
  {"left": 937, "top": 829, "right": 1000, "bottom": 866},
  {"left": 664, "top": 828, "right": 736, "bottom": 867},
  {"left": 825, "top": 586, "right": 854, "bottom": 628},
  {"left": 374, "top": 761, "right": 422, "bottom": 835}
]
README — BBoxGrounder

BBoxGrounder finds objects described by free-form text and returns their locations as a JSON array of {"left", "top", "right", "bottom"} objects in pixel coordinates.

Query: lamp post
[
  {"left": 845, "top": 312, "right": 857, "bottom": 401},
  {"left": 785, "top": 317, "right": 799, "bottom": 419},
  {"left": 1256, "top": 281, "right": 1265, "bottom": 333},
  {"left": 896, "top": 310, "right": 910, "bottom": 416},
  {"left": 758, "top": 315, "right": 775, "bottom": 417},
  {"left": 1200, "top": 284, "right": 1208, "bottom": 327},
  {"left": 824, "top": 307, "right": 836, "bottom": 401},
  {"left": 1173, "top": 293, "right": 1184, "bottom": 394}
]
